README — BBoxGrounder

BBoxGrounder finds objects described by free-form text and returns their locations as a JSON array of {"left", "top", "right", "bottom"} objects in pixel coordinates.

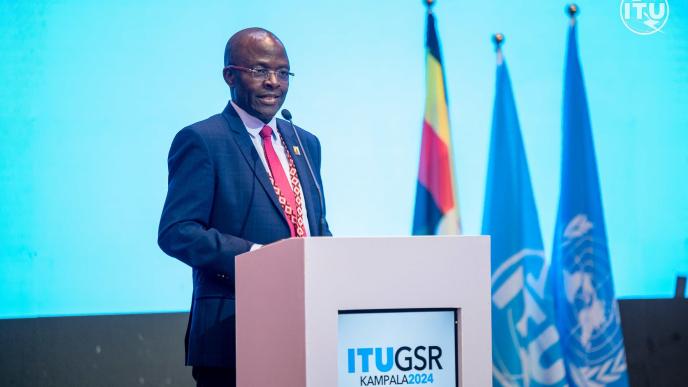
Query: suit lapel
[
  {"left": 277, "top": 119, "right": 320, "bottom": 236},
  {"left": 221, "top": 103, "right": 287, "bottom": 225}
]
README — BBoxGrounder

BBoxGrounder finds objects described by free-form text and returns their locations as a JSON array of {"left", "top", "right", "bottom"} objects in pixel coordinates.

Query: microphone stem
[{"left": 288, "top": 118, "right": 325, "bottom": 236}]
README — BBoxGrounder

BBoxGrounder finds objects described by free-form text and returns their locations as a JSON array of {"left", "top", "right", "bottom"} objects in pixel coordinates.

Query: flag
[
  {"left": 484, "top": 42, "right": 567, "bottom": 387},
  {"left": 413, "top": 8, "right": 461, "bottom": 235},
  {"left": 548, "top": 17, "right": 629, "bottom": 387}
]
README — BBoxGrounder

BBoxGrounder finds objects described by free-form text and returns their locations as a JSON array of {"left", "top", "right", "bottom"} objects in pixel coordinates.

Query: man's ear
[{"left": 223, "top": 68, "right": 234, "bottom": 87}]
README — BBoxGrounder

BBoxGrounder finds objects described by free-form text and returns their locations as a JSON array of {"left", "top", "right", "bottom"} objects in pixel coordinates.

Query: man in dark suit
[{"left": 158, "top": 27, "right": 331, "bottom": 387}]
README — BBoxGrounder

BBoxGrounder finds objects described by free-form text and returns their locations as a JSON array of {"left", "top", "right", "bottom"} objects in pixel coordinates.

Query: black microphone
[
  {"left": 281, "top": 109, "right": 326, "bottom": 236},
  {"left": 280, "top": 109, "right": 292, "bottom": 121}
]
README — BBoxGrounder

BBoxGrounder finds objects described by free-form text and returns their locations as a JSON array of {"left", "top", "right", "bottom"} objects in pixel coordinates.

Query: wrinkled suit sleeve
[
  {"left": 313, "top": 135, "right": 333, "bottom": 237},
  {"left": 158, "top": 127, "right": 252, "bottom": 277}
]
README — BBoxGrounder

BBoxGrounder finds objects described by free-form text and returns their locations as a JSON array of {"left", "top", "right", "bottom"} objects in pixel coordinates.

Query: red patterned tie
[{"left": 259, "top": 125, "right": 307, "bottom": 237}]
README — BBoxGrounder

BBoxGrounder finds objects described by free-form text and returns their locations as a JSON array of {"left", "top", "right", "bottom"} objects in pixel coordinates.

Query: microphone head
[{"left": 281, "top": 109, "right": 292, "bottom": 121}]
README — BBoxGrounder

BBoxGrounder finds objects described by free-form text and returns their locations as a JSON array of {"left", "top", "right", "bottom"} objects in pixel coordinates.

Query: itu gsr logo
[
  {"left": 620, "top": 0, "right": 669, "bottom": 35},
  {"left": 346, "top": 346, "right": 443, "bottom": 386},
  {"left": 347, "top": 346, "right": 443, "bottom": 373}
]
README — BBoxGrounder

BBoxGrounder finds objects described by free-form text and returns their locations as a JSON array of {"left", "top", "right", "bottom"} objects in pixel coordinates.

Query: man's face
[{"left": 225, "top": 35, "right": 290, "bottom": 123}]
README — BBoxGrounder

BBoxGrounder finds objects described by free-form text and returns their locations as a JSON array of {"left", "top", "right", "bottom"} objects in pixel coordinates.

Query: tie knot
[{"left": 259, "top": 125, "right": 273, "bottom": 139}]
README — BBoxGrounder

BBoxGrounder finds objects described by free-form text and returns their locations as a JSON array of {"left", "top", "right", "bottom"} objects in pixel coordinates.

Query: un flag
[{"left": 548, "top": 19, "right": 630, "bottom": 387}]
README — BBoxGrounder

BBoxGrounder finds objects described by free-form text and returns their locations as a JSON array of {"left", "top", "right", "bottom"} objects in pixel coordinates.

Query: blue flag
[
  {"left": 548, "top": 19, "right": 629, "bottom": 386},
  {"left": 483, "top": 46, "right": 567, "bottom": 386}
]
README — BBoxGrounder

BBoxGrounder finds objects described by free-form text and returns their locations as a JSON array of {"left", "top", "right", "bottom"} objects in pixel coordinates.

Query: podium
[{"left": 235, "top": 236, "right": 491, "bottom": 386}]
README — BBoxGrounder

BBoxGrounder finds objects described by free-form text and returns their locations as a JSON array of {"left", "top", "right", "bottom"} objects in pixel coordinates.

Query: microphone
[
  {"left": 280, "top": 108, "right": 293, "bottom": 121},
  {"left": 281, "top": 109, "right": 326, "bottom": 236}
]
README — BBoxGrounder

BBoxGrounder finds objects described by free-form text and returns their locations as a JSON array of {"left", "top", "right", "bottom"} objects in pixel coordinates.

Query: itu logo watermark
[{"left": 620, "top": 0, "right": 670, "bottom": 35}]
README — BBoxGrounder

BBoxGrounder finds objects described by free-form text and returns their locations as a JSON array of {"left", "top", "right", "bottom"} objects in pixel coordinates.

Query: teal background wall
[{"left": 1, "top": 0, "right": 686, "bottom": 318}]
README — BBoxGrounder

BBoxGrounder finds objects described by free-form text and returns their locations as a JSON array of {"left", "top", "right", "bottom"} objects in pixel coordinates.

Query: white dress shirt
[{"left": 230, "top": 101, "right": 311, "bottom": 241}]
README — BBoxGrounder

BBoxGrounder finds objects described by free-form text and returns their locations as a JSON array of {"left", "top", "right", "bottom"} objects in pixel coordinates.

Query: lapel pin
[{"left": 293, "top": 146, "right": 301, "bottom": 155}]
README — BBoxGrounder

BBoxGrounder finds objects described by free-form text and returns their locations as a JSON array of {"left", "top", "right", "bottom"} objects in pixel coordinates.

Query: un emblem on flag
[
  {"left": 559, "top": 214, "right": 628, "bottom": 385},
  {"left": 492, "top": 249, "right": 566, "bottom": 386}
]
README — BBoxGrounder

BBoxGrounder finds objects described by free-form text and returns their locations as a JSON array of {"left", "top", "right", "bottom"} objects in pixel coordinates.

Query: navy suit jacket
[{"left": 158, "top": 102, "right": 331, "bottom": 367}]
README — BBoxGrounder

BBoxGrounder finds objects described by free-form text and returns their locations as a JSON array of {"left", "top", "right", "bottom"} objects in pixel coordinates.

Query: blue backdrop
[{"left": 1, "top": 0, "right": 686, "bottom": 318}]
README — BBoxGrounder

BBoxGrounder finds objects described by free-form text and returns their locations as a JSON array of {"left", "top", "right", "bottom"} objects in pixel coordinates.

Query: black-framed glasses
[{"left": 226, "top": 65, "right": 294, "bottom": 82}]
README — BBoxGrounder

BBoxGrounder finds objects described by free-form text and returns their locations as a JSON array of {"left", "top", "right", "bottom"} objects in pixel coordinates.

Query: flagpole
[
  {"left": 567, "top": 3, "right": 578, "bottom": 25},
  {"left": 424, "top": 0, "right": 435, "bottom": 13},
  {"left": 492, "top": 33, "right": 504, "bottom": 65},
  {"left": 492, "top": 33, "right": 504, "bottom": 52}
]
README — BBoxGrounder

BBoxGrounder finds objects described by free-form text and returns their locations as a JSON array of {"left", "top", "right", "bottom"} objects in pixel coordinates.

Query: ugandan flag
[{"left": 412, "top": 9, "right": 461, "bottom": 235}]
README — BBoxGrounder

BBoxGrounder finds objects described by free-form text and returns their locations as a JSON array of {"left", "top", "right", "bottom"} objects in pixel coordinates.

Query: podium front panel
[{"left": 236, "top": 236, "right": 491, "bottom": 387}]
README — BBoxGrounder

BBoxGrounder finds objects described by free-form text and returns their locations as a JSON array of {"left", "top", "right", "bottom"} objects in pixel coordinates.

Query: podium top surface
[{"left": 238, "top": 235, "right": 489, "bottom": 258}]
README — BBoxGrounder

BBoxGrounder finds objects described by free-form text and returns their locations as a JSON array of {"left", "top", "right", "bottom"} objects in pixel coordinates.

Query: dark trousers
[{"left": 192, "top": 366, "right": 236, "bottom": 387}]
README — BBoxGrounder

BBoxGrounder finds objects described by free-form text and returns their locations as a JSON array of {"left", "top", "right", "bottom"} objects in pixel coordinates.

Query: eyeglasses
[{"left": 226, "top": 65, "right": 294, "bottom": 82}]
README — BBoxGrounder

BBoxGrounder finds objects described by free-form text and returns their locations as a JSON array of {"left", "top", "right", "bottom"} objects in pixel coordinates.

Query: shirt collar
[{"left": 230, "top": 100, "right": 278, "bottom": 138}]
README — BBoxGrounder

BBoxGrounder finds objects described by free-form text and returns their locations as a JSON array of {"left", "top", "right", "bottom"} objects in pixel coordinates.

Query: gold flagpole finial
[{"left": 492, "top": 33, "right": 505, "bottom": 51}]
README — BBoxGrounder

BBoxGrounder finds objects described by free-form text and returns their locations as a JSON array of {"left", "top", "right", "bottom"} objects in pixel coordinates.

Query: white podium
[{"left": 235, "top": 236, "right": 491, "bottom": 386}]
